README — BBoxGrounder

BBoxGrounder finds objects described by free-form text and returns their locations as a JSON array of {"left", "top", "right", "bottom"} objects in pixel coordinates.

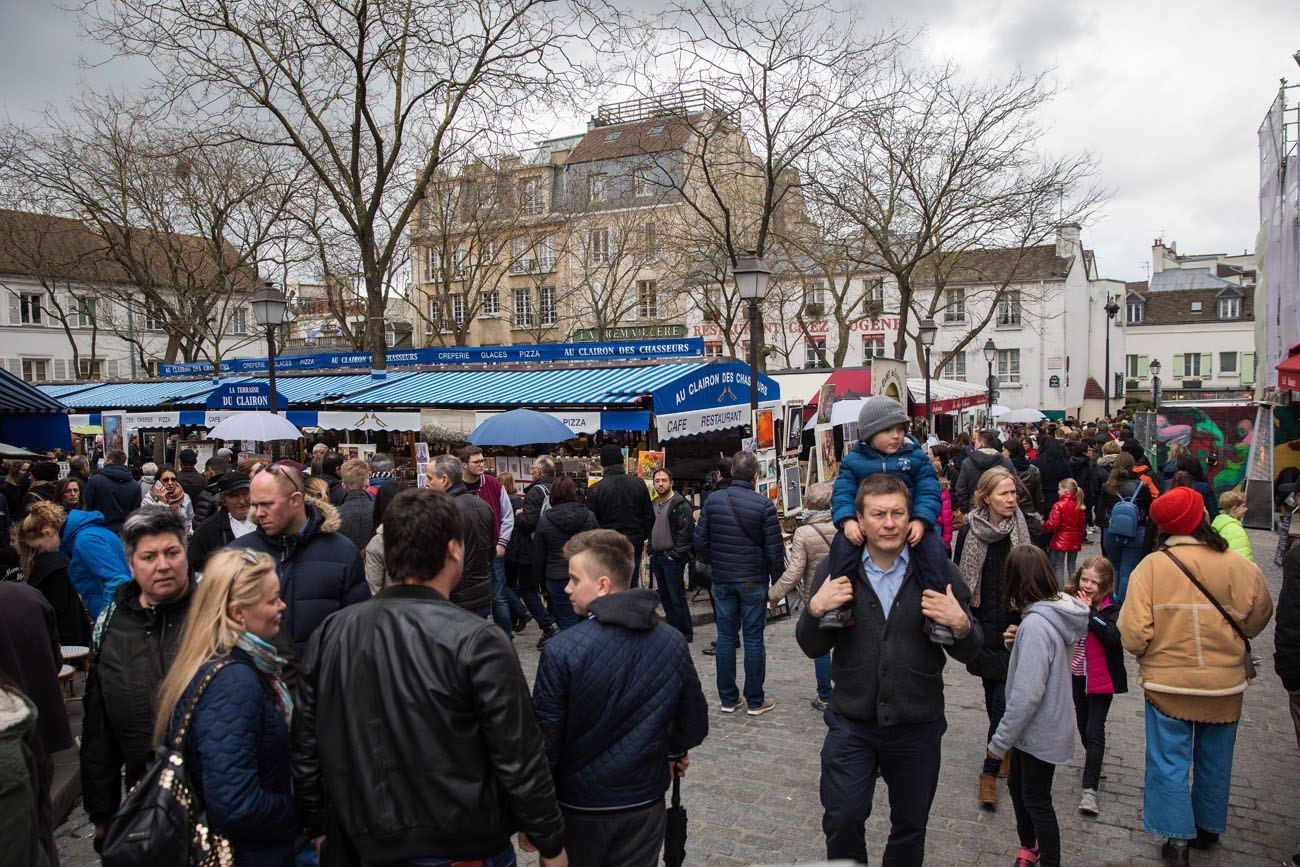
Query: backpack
[{"left": 1108, "top": 484, "right": 1141, "bottom": 539}]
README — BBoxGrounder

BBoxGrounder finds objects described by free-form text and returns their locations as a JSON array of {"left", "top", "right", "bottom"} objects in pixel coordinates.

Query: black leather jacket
[{"left": 293, "top": 584, "right": 565, "bottom": 862}]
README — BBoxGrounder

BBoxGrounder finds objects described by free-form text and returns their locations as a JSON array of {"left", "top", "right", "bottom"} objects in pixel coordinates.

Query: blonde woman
[
  {"left": 153, "top": 548, "right": 300, "bottom": 866},
  {"left": 769, "top": 481, "right": 836, "bottom": 709}
]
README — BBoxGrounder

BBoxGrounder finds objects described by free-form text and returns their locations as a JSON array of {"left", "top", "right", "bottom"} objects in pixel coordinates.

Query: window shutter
[
  {"left": 53, "top": 359, "right": 68, "bottom": 380},
  {"left": 1200, "top": 353, "right": 1212, "bottom": 378},
  {"left": 1241, "top": 352, "right": 1255, "bottom": 386},
  {"left": 1173, "top": 353, "right": 1183, "bottom": 377},
  {"left": 8, "top": 294, "right": 19, "bottom": 325},
  {"left": 1138, "top": 356, "right": 1149, "bottom": 378},
  {"left": 107, "top": 359, "right": 120, "bottom": 379}
]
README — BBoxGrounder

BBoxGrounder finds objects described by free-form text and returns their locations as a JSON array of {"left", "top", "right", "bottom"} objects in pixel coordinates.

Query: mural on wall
[
  {"left": 1154, "top": 404, "right": 1256, "bottom": 493},
  {"left": 1273, "top": 405, "right": 1300, "bottom": 487}
]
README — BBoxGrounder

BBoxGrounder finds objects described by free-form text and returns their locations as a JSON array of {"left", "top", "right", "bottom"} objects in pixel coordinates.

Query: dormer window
[
  {"left": 1127, "top": 300, "right": 1144, "bottom": 324},
  {"left": 648, "top": 124, "right": 665, "bottom": 135},
  {"left": 603, "top": 130, "right": 623, "bottom": 142},
  {"left": 1217, "top": 297, "right": 1241, "bottom": 319}
]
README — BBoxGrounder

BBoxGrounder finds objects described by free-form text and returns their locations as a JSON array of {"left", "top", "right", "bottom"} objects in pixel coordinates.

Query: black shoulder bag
[
  {"left": 1161, "top": 548, "right": 1257, "bottom": 682},
  {"left": 101, "top": 659, "right": 236, "bottom": 867}
]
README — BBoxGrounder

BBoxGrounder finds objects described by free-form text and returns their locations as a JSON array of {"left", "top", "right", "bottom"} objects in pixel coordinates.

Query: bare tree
[
  {"left": 82, "top": 0, "right": 599, "bottom": 369},
  {"left": 563, "top": 207, "right": 663, "bottom": 339}
]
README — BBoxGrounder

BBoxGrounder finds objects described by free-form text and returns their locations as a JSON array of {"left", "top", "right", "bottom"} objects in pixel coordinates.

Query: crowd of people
[{"left": 0, "top": 404, "right": 1296, "bottom": 867}]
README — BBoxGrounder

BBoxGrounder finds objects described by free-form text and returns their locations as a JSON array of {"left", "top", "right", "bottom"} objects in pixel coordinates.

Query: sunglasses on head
[{"left": 266, "top": 463, "right": 304, "bottom": 494}]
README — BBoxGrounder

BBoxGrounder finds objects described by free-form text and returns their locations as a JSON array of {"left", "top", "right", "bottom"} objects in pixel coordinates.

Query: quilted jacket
[
  {"left": 531, "top": 589, "right": 708, "bottom": 810},
  {"left": 533, "top": 501, "right": 599, "bottom": 588},
  {"left": 693, "top": 481, "right": 784, "bottom": 585},
  {"left": 1042, "top": 497, "right": 1087, "bottom": 552},
  {"left": 60, "top": 509, "right": 131, "bottom": 620},
  {"left": 83, "top": 463, "right": 142, "bottom": 533},
  {"left": 229, "top": 500, "right": 370, "bottom": 661},
  {"left": 832, "top": 438, "right": 941, "bottom": 528},
  {"left": 167, "top": 650, "right": 299, "bottom": 866}
]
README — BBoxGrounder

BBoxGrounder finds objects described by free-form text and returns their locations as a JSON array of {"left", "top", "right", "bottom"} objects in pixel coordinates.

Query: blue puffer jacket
[
  {"left": 229, "top": 502, "right": 370, "bottom": 657},
  {"left": 831, "top": 438, "right": 941, "bottom": 528},
  {"left": 692, "top": 481, "right": 784, "bottom": 585},
  {"left": 167, "top": 650, "right": 298, "bottom": 866},
  {"left": 60, "top": 509, "right": 130, "bottom": 619},
  {"left": 531, "top": 589, "right": 708, "bottom": 810}
]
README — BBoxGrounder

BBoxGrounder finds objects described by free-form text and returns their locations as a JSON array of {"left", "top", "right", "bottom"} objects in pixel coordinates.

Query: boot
[
  {"left": 536, "top": 623, "right": 560, "bottom": 649},
  {"left": 1160, "top": 839, "right": 1190, "bottom": 865},
  {"left": 998, "top": 751, "right": 1012, "bottom": 778},
  {"left": 1188, "top": 828, "right": 1219, "bottom": 849},
  {"left": 979, "top": 773, "right": 998, "bottom": 809}
]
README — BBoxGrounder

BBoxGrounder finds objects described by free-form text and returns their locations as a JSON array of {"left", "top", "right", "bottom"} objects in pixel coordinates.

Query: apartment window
[
  {"left": 1126, "top": 354, "right": 1140, "bottom": 378},
  {"left": 453, "top": 241, "right": 468, "bottom": 276},
  {"left": 536, "top": 235, "right": 557, "bottom": 271},
  {"left": 648, "top": 124, "right": 666, "bottom": 136},
  {"left": 632, "top": 167, "right": 652, "bottom": 197},
  {"left": 703, "top": 341, "right": 723, "bottom": 357},
  {"left": 514, "top": 288, "right": 534, "bottom": 327},
  {"left": 588, "top": 227, "right": 610, "bottom": 264},
  {"left": 74, "top": 297, "right": 95, "bottom": 328},
  {"left": 996, "top": 348, "right": 1021, "bottom": 384},
  {"left": 230, "top": 308, "right": 248, "bottom": 336},
  {"left": 519, "top": 176, "right": 545, "bottom": 215},
  {"left": 805, "top": 338, "right": 828, "bottom": 368},
  {"left": 942, "top": 352, "right": 966, "bottom": 380},
  {"left": 636, "top": 280, "right": 660, "bottom": 319},
  {"left": 588, "top": 173, "right": 607, "bottom": 201},
  {"left": 997, "top": 290, "right": 1022, "bottom": 326},
  {"left": 21, "top": 359, "right": 48, "bottom": 382},
  {"left": 450, "top": 293, "right": 466, "bottom": 323},
  {"left": 862, "top": 335, "right": 885, "bottom": 359},
  {"left": 482, "top": 290, "right": 500, "bottom": 316},
  {"left": 1127, "top": 300, "right": 1144, "bottom": 324},
  {"left": 1183, "top": 353, "right": 1202, "bottom": 377},
  {"left": 863, "top": 279, "right": 884, "bottom": 313},
  {"left": 704, "top": 285, "right": 722, "bottom": 310},
  {"left": 426, "top": 247, "right": 443, "bottom": 280},
  {"left": 806, "top": 283, "right": 826, "bottom": 309},
  {"left": 943, "top": 287, "right": 965, "bottom": 322},
  {"left": 643, "top": 222, "right": 659, "bottom": 254},
  {"left": 427, "top": 297, "right": 443, "bottom": 330},
  {"left": 481, "top": 241, "right": 498, "bottom": 266},
  {"left": 143, "top": 305, "right": 164, "bottom": 331},
  {"left": 19, "top": 293, "right": 42, "bottom": 325},
  {"left": 539, "top": 286, "right": 557, "bottom": 325},
  {"left": 1220, "top": 352, "right": 1238, "bottom": 375},
  {"left": 1190, "top": 301, "right": 1203, "bottom": 313},
  {"left": 78, "top": 358, "right": 102, "bottom": 379},
  {"left": 1217, "top": 296, "right": 1241, "bottom": 319},
  {"left": 510, "top": 237, "right": 533, "bottom": 273}
]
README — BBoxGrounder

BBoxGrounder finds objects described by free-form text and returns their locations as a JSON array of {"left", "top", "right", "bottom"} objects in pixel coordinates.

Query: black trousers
[
  {"left": 1071, "top": 675, "right": 1112, "bottom": 791},
  {"left": 562, "top": 800, "right": 666, "bottom": 867},
  {"left": 1008, "top": 749, "right": 1060, "bottom": 866},
  {"left": 981, "top": 678, "right": 1006, "bottom": 776},
  {"left": 820, "top": 710, "right": 945, "bottom": 866}
]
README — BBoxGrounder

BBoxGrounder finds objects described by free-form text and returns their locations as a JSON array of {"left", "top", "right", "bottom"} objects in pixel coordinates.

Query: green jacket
[
  {"left": 1211, "top": 514, "right": 1254, "bottom": 562},
  {"left": 0, "top": 689, "right": 50, "bottom": 866}
]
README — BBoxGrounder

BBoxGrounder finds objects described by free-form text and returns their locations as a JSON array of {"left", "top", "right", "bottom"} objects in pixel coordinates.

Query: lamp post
[
  {"left": 1103, "top": 296, "right": 1120, "bottom": 418},
  {"left": 250, "top": 281, "right": 289, "bottom": 415},
  {"left": 983, "top": 338, "right": 997, "bottom": 420},
  {"left": 1149, "top": 358, "right": 1162, "bottom": 416},
  {"left": 732, "top": 253, "right": 771, "bottom": 414},
  {"left": 918, "top": 318, "right": 938, "bottom": 435}
]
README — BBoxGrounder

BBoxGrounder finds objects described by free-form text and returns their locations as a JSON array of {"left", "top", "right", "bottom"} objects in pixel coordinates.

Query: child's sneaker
[
  {"left": 924, "top": 618, "right": 954, "bottom": 645},
  {"left": 1013, "top": 844, "right": 1040, "bottom": 866},
  {"left": 1078, "top": 788, "right": 1099, "bottom": 816},
  {"left": 819, "top": 608, "right": 855, "bottom": 630}
]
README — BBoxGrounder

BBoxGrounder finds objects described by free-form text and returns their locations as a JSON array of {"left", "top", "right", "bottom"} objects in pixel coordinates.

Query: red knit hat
[{"left": 1149, "top": 486, "right": 1205, "bottom": 536}]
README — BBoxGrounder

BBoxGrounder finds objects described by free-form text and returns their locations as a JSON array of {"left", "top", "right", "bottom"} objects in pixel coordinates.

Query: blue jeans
[
  {"left": 1103, "top": 527, "right": 1146, "bottom": 602},
  {"left": 366, "top": 844, "right": 516, "bottom": 867},
  {"left": 650, "top": 553, "right": 692, "bottom": 640},
  {"left": 490, "top": 557, "right": 520, "bottom": 635},
  {"left": 814, "top": 653, "right": 832, "bottom": 702},
  {"left": 712, "top": 580, "right": 767, "bottom": 708},
  {"left": 547, "top": 577, "right": 579, "bottom": 629},
  {"left": 1143, "top": 700, "right": 1238, "bottom": 840}
]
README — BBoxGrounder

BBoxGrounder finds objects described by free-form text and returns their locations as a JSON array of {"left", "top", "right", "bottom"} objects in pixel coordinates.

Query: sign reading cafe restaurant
[{"left": 651, "top": 361, "right": 780, "bottom": 441}]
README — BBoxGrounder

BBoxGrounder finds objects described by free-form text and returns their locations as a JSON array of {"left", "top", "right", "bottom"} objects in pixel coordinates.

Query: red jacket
[{"left": 1042, "top": 496, "right": 1086, "bottom": 552}]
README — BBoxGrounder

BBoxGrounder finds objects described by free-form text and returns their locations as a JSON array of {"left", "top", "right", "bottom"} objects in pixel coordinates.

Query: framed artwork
[
  {"left": 753, "top": 408, "right": 775, "bottom": 450},
  {"left": 781, "top": 460, "right": 803, "bottom": 514},
  {"left": 783, "top": 404, "right": 804, "bottom": 453},
  {"left": 637, "top": 450, "right": 666, "bottom": 479},
  {"left": 102, "top": 413, "right": 125, "bottom": 455},
  {"left": 815, "top": 423, "right": 838, "bottom": 483},
  {"left": 741, "top": 437, "right": 758, "bottom": 453},
  {"left": 816, "top": 384, "right": 836, "bottom": 425},
  {"left": 414, "top": 442, "right": 429, "bottom": 464}
]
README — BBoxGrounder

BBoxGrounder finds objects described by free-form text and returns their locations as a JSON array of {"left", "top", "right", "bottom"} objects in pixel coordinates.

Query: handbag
[
  {"left": 1161, "top": 549, "right": 1257, "bottom": 682},
  {"left": 101, "top": 659, "right": 236, "bottom": 867}
]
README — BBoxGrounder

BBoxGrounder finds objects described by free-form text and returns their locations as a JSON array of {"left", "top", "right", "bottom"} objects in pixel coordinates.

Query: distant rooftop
[
  {"left": 1143, "top": 268, "right": 1243, "bottom": 293},
  {"left": 591, "top": 89, "right": 727, "bottom": 127}
]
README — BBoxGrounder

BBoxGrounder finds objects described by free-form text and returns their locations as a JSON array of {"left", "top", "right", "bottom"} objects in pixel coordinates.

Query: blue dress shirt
[{"left": 860, "top": 545, "right": 910, "bottom": 621}]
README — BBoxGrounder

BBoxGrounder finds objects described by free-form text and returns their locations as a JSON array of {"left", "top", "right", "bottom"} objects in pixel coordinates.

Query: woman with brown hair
[
  {"left": 1099, "top": 452, "right": 1153, "bottom": 602},
  {"left": 533, "top": 475, "right": 598, "bottom": 629},
  {"left": 55, "top": 477, "right": 84, "bottom": 512}
]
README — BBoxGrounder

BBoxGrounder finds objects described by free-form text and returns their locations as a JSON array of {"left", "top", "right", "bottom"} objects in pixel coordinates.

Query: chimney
[{"left": 1055, "top": 223, "right": 1081, "bottom": 258}]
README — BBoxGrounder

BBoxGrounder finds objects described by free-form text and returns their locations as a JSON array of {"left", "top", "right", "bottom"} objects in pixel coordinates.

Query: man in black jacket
[
  {"left": 80, "top": 508, "right": 194, "bottom": 845},
  {"left": 187, "top": 470, "right": 254, "bottom": 571},
  {"left": 586, "top": 443, "right": 654, "bottom": 586},
  {"left": 428, "top": 454, "right": 494, "bottom": 617},
  {"left": 83, "top": 450, "right": 142, "bottom": 532},
  {"left": 293, "top": 488, "right": 568, "bottom": 866},
  {"left": 1276, "top": 543, "right": 1300, "bottom": 752},
  {"left": 533, "top": 529, "right": 707, "bottom": 866},
  {"left": 648, "top": 468, "right": 695, "bottom": 640},
  {"left": 797, "top": 473, "right": 982, "bottom": 866},
  {"left": 175, "top": 448, "right": 207, "bottom": 503}
]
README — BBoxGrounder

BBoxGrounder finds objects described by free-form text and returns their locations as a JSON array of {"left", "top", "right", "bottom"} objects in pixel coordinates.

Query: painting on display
[
  {"left": 637, "top": 450, "right": 666, "bottom": 479},
  {"left": 781, "top": 460, "right": 803, "bottom": 515},
  {"left": 815, "top": 385, "right": 836, "bottom": 425},
  {"left": 753, "top": 408, "right": 776, "bottom": 451},
  {"left": 102, "top": 413, "right": 125, "bottom": 455},
  {"left": 783, "top": 404, "right": 804, "bottom": 453},
  {"left": 814, "top": 423, "right": 838, "bottom": 483}
]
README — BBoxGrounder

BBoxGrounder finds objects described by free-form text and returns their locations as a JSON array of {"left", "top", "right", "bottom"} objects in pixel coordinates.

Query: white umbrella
[
  {"left": 999, "top": 408, "right": 1047, "bottom": 423},
  {"left": 207, "top": 411, "right": 302, "bottom": 442},
  {"left": 989, "top": 404, "right": 1011, "bottom": 418},
  {"left": 830, "top": 398, "right": 866, "bottom": 426}
]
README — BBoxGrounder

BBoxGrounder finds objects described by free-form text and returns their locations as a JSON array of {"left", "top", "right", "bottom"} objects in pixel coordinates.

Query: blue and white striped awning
[
  {"left": 199, "top": 374, "right": 413, "bottom": 406},
  {"left": 44, "top": 379, "right": 222, "bottom": 409},
  {"left": 336, "top": 363, "right": 710, "bottom": 407}
]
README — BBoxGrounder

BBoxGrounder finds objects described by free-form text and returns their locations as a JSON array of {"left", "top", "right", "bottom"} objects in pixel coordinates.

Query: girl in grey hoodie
[{"left": 988, "top": 545, "right": 1089, "bottom": 867}]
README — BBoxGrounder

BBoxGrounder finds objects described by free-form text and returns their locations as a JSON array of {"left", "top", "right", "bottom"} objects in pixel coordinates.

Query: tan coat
[
  {"left": 770, "top": 513, "right": 835, "bottom": 604},
  {"left": 1118, "top": 537, "right": 1273, "bottom": 722},
  {"left": 364, "top": 524, "right": 386, "bottom": 595}
]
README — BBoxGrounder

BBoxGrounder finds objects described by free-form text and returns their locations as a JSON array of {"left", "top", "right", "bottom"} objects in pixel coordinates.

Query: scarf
[
  {"left": 958, "top": 507, "right": 1031, "bottom": 607},
  {"left": 236, "top": 632, "right": 294, "bottom": 726}
]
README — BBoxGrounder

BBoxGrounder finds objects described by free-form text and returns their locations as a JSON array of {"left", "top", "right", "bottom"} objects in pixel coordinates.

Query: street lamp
[
  {"left": 1103, "top": 296, "right": 1121, "bottom": 418},
  {"left": 251, "top": 281, "right": 289, "bottom": 415},
  {"left": 1149, "top": 358, "right": 1162, "bottom": 416},
  {"left": 732, "top": 253, "right": 771, "bottom": 413},
  {"left": 983, "top": 338, "right": 997, "bottom": 419},
  {"left": 918, "top": 318, "right": 938, "bottom": 435}
]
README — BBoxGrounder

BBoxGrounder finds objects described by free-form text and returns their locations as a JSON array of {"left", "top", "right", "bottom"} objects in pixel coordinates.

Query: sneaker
[
  {"left": 1160, "top": 839, "right": 1190, "bottom": 865},
  {"left": 1078, "top": 789, "right": 1099, "bottom": 816},
  {"left": 1013, "top": 845, "right": 1039, "bottom": 866},
  {"left": 719, "top": 699, "right": 745, "bottom": 713},
  {"left": 810, "top": 697, "right": 828, "bottom": 711},
  {"left": 747, "top": 698, "right": 776, "bottom": 716},
  {"left": 818, "top": 608, "right": 855, "bottom": 630}
]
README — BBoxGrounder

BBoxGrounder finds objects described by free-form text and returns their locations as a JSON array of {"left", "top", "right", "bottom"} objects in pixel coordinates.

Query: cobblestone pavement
[{"left": 58, "top": 528, "right": 1300, "bottom": 865}]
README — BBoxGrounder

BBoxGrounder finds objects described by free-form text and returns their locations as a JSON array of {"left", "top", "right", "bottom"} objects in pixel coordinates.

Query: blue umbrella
[{"left": 466, "top": 409, "right": 578, "bottom": 447}]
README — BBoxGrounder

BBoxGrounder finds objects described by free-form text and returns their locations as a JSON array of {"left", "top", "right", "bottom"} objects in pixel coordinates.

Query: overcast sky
[{"left": 3, "top": 0, "right": 1298, "bottom": 282}]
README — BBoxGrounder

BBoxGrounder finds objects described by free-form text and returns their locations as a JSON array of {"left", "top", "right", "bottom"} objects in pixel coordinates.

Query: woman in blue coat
[
  {"left": 153, "top": 548, "right": 300, "bottom": 866},
  {"left": 18, "top": 501, "right": 129, "bottom": 620}
]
